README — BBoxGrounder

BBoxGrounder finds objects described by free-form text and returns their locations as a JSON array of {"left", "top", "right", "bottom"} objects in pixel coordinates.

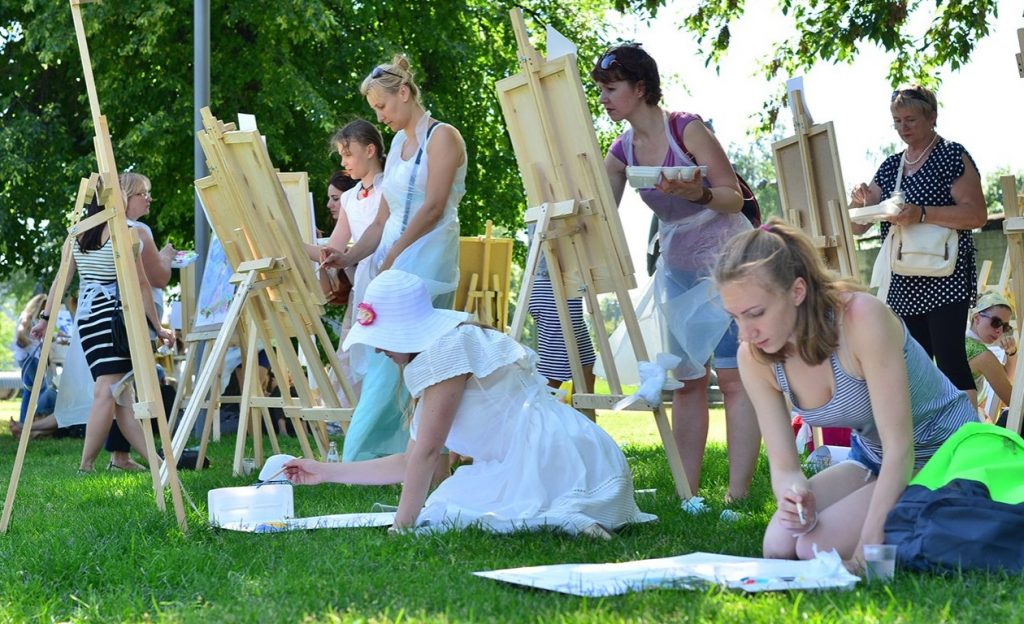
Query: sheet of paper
[
  {"left": 216, "top": 512, "right": 396, "bottom": 533},
  {"left": 546, "top": 25, "right": 576, "bottom": 60},
  {"left": 475, "top": 550, "right": 859, "bottom": 595},
  {"left": 786, "top": 76, "right": 814, "bottom": 125}
]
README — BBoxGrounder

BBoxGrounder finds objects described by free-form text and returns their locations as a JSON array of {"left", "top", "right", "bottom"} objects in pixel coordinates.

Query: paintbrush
[
  {"left": 256, "top": 466, "right": 287, "bottom": 488},
  {"left": 791, "top": 483, "right": 806, "bottom": 525}
]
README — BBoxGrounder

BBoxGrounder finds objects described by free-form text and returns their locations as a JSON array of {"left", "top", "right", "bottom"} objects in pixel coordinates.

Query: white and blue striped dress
[{"left": 772, "top": 320, "right": 978, "bottom": 468}]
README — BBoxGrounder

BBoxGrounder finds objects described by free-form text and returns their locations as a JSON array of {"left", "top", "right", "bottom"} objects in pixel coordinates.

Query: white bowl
[
  {"left": 626, "top": 166, "right": 664, "bottom": 189},
  {"left": 663, "top": 165, "right": 709, "bottom": 182}
]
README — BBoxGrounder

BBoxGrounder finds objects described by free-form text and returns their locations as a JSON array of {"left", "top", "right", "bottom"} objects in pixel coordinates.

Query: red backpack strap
[{"left": 667, "top": 111, "right": 702, "bottom": 163}]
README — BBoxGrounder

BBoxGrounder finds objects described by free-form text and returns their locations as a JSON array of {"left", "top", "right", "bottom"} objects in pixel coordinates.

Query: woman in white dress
[{"left": 283, "top": 270, "right": 654, "bottom": 536}]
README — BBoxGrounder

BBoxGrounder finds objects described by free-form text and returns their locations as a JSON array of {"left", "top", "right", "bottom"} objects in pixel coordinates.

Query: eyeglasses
[
  {"left": 131, "top": 191, "right": 151, "bottom": 200},
  {"left": 370, "top": 66, "right": 403, "bottom": 81},
  {"left": 599, "top": 53, "right": 619, "bottom": 70},
  {"left": 978, "top": 312, "right": 1013, "bottom": 333}
]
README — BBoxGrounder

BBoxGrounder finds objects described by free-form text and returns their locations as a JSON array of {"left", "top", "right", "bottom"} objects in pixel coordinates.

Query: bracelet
[
  {"left": 919, "top": 205, "right": 927, "bottom": 223},
  {"left": 693, "top": 186, "right": 714, "bottom": 205},
  {"left": 1007, "top": 349, "right": 1017, "bottom": 357},
  {"left": 39, "top": 312, "right": 50, "bottom": 321}
]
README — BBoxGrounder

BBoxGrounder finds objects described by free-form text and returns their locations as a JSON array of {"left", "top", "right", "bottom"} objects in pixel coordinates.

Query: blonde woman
[{"left": 714, "top": 220, "right": 977, "bottom": 570}]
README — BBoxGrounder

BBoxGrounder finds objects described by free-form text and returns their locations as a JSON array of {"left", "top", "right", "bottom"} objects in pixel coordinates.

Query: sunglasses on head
[
  {"left": 370, "top": 66, "right": 403, "bottom": 81},
  {"left": 978, "top": 312, "right": 1012, "bottom": 332},
  {"left": 599, "top": 53, "right": 619, "bottom": 70},
  {"left": 891, "top": 89, "right": 929, "bottom": 104}
]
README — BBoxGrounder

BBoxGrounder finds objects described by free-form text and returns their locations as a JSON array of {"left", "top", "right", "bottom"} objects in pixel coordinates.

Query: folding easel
[
  {"left": 773, "top": 89, "right": 860, "bottom": 277},
  {"left": 999, "top": 175, "right": 1024, "bottom": 435},
  {"left": 164, "top": 108, "right": 356, "bottom": 482},
  {"left": 773, "top": 87, "right": 860, "bottom": 450},
  {"left": 2, "top": 0, "right": 187, "bottom": 532},
  {"left": 497, "top": 10, "right": 692, "bottom": 499},
  {"left": 455, "top": 221, "right": 513, "bottom": 331}
]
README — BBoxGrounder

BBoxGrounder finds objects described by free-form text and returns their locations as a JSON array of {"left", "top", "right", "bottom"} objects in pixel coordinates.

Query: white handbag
[
  {"left": 886, "top": 159, "right": 958, "bottom": 277},
  {"left": 890, "top": 222, "right": 958, "bottom": 277}
]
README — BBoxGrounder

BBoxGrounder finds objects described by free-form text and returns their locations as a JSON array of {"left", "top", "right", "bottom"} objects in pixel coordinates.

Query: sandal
[{"left": 107, "top": 460, "right": 147, "bottom": 472}]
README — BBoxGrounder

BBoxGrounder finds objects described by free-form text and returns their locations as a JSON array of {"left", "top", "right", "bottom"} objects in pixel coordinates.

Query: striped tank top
[
  {"left": 73, "top": 237, "right": 118, "bottom": 284},
  {"left": 772, "top": 319, "right": 978, "bottom": 468}
]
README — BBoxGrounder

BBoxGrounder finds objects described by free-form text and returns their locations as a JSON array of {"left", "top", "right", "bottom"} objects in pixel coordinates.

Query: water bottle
[{"left": 325, "top": 441, "right": 339, "bottom": 463}]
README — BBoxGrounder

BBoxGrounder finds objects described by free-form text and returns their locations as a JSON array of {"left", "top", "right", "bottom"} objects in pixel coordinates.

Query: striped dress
[
  {"left": 772, "top": 320, "right": 978, "bottom": 469},
  {"left": 73, "top": 238, "right": 132, "bottom": 379}
]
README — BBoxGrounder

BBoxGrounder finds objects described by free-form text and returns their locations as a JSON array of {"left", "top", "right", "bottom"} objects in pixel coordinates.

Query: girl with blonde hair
[{"left": 714, "top": 219, "right": 976, "bottom": 570}]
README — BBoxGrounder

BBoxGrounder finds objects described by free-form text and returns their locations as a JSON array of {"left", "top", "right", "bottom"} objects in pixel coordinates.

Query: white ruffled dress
[{"left": 404, "top": 325, "right": 656, "bottom": 534}]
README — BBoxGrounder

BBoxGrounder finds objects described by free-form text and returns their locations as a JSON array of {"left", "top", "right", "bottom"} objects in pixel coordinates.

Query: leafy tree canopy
[
  {"left": 1, "top": 1, "right": 613, "bottom": 287},
  {"left": 613, "top": 0, "right": 1000, "bottom": 132}
]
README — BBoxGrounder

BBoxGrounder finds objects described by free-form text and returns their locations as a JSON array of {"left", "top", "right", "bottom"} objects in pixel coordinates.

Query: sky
[{"left": 599, "top": 1, "right": 1024, "bottom": 291}]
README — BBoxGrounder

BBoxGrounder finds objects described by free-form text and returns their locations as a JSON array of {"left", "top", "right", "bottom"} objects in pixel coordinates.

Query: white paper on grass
[
  {"left": 475, "top": 550, "right": 859, "bottom": 595},
  {"left": 216, "top": 512, "right": 397, "bottom": 533}
]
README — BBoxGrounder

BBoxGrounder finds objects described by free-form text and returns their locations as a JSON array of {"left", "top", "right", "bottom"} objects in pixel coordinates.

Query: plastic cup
[
  {"left": 863, "top": 544, "right": 897, "bottom": 581},
  {"left": 242, "top": 457, "right": 256, "bottom": 477}
]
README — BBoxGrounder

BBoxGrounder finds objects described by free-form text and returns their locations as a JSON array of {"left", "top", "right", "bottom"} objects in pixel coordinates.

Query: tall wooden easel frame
[
  {"left": 999, "top": 175, "right": 1024, "bottom": 435},
  {"left": 2, "top": 0, "right": 187, "bottom": 532},
  {"left": 497, "top": 9, "right": 692, "bottom": 499},
  {"left": 164, "top": 108, "right": 357, "bottom": 482}
]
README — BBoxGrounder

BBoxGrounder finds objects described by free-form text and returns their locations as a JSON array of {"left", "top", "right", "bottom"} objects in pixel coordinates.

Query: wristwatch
[{"left": 919, "top": 205, "right": 927, "bottom": 223}]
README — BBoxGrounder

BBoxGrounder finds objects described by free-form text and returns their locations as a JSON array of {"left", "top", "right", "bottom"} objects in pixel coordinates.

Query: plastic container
[
  {"left": 208, "top": 483, "right": 294, "bottom": 527},
  {"left": 663, "top": 165, "right": 708, "bottom": 182},
  {"left": 625, "top": 166, "right": 664, "bottom": 189}
]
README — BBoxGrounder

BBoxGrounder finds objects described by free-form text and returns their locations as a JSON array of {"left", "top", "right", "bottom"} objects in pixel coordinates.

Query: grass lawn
[{"left": 0, "top": 397, "right": 1018, "bottom": 623}]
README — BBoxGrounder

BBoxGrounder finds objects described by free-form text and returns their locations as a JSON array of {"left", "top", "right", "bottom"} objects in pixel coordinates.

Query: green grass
[{"left": 0, "top": 397, "right": 1020, "bottom": 623}]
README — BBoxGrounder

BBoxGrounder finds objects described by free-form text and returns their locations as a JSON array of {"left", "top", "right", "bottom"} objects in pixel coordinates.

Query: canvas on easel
[
  {"left": 2, "top": 0, "right": 187, "bottom": 533},
  {"left": 165, "top": 107, "right": 356, "bottom": 481},
  {"left": 495, "top": 9, "right": 692, "bottom": 499},
  {"left": 455, "top": 221, "right": 513, "bottom": 331}
]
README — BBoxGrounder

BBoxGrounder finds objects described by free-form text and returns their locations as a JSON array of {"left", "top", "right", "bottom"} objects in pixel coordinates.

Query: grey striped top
[{"left": 772, "top": 320, "right": 978, "bottom": 468}]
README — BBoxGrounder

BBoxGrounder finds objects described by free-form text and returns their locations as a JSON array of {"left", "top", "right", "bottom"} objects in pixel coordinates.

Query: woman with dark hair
[
  {"left": 849, "top": 85, "right": 987, "bottom": 403},
  {"left": 31, "top": 185, "right": 175, "bottom": 472},
  {"left": 591, "top": 43, "right": 758, "bottom": 504}
]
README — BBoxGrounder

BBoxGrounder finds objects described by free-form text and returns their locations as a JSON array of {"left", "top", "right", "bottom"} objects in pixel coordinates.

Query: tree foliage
[
  {"left": 1, "top": 1, "right": 613, "bottom": 286},
  {"left": 612, "top": 0, "right": 1001, "bottom": 132}
]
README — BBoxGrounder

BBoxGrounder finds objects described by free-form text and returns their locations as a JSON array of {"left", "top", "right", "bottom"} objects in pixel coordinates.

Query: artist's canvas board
[
  {"left": 277, "top": 171, "right": 314, "bottom": 245},
  {"left": 495, "top": 51, "right": 635, "bottom": 295},
  {"left": 455, "top": 235, "right": 513, "bottom": 313},
  {"left": 475, "top": 550, "right": 859, "bottom": 596},
  {"left": 772, "top": 123, "right": 858, "bottom": 275},
  {"left": 192, "top": 236, "right": 235, "bottom": 332},
  {"left": 215, "top": 512, "right": 396, "bottom": 533}
]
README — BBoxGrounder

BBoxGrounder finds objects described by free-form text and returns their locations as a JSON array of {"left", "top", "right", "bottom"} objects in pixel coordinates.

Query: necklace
[
  {"left": 902, "top": 133, "right": 938, "bottom": 166},
  {"left": 358, "top": 181, "right": 374, "bottom": 199}
]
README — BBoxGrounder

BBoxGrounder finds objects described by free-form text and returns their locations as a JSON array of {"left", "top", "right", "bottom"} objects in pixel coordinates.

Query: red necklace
[{"left": 358, "top": 182, "right": 374, "bottom": 199}]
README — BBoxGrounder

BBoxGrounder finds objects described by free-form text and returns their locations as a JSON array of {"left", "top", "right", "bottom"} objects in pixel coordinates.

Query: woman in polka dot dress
[{"left": 849, "top": 85, "right": 987, "bottom": 400}]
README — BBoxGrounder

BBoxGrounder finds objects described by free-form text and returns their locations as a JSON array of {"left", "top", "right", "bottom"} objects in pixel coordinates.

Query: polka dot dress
[{"left": 875, "top": 138, "right": 978, "bottom": 316}]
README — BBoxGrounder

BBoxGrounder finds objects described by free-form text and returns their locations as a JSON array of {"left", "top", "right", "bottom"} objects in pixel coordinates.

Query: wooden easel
[
  {"left": 999, "top": 175, "right": 1024, "bottom": 435},
  {"left": 773, "top": 87, "right": 860, "bottom": 450},
  {"left": 497, "top": 9, "right": 692, "bottom": 499},
  {"left": 164, "top": 107, "right": 356, "bottom": 482},
  {"left": 455, "top": 221, "right": 513, "bottom": 331},
  {"left": 773, "top": 89, "right": 860, "bottom": 277},
  {"left": 2, "top": 0, "right": 187, "bottom": 533}
]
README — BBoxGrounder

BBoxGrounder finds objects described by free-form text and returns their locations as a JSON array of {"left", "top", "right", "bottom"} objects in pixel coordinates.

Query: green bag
[{"left": 910, "top": 422, "right": 1024, "bottom": 505}]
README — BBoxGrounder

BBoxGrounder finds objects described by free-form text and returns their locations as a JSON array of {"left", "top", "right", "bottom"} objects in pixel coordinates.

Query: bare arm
[
  {"left": 656, "top": 120, "right": 742, "bottom": 214},
  {"left": 892, "top": 154, "right": 987, "bottom": 229},
  {"left": 737, "top": 344, "right": 811, "bottom": 530},
  {"left": 846, "top": 295, "right": 914, "bottom": 558},
  {"left": 604, "top": 151, "right": 628, "bottom": 207},
  {"left": 283, "top": 449, "right": 410, "bottom": 486},
  {"left": 970, "top": 350, "right": 1014, "bottom": 407},
  {"left": 134, "top": 249, "right": 174, "bottom": 346},
  {"left": 135, "top": 226, "right": 173, "bottom": 288},
  {"left": 381, "top": 125, "right": 464, "bottom": 270},
  {"left": 324, "top": 197, "right": 389, "bottom": 269},
  {"left": 393, "top": 373, "right": 469, "bottom": 528}
]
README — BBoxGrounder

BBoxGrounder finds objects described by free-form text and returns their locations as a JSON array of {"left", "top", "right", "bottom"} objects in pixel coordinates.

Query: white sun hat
[{"left": 341, "top": 269, "right": 470, "bottom": 353}]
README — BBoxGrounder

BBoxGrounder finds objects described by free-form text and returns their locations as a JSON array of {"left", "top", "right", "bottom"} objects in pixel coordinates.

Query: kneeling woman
[
  {"left": 713, "top": 220, "right": 976, "bottom": 568},
  {"left": 284, "top": 270, "right": 653, "bottom": 536}
]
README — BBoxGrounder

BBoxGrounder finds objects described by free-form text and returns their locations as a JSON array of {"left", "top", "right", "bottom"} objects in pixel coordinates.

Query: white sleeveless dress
[
  {"left": 404, "top": 325, "right": 656, "bottom": 534},
  {"left": 373, "top": 114, "right": 464, "bottom": 305}
]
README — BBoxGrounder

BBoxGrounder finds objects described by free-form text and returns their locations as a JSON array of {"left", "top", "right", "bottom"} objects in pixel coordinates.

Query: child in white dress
[{"left": 283, "top": 270, "right": 655, "bottom": 536}]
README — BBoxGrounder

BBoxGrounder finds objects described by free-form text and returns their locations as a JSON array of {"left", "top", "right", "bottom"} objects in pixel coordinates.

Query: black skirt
[{"left": 78, "top": 292, "right": 132, "bottom": 380}]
